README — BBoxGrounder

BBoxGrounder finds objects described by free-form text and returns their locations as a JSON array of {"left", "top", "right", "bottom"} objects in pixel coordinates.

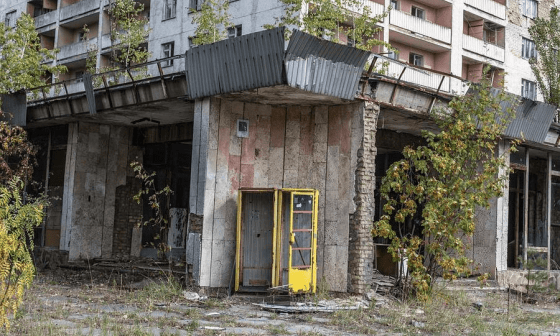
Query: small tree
[
  {"left": 0, "top": 13, "right": 62, "bottom": 330},
  {"left": 191, "top": 0, "right": 233, "bottom": 46},
  {"left": 108, "top": 0, "right": 151, "bottom": 68},
  {"left": 528, "top": 7, "right": 560, "bottom": 109},
  {"left": 264, "top": 0, "right": 391, "bottom": 52},
  {"left": 372, "top": 71, "right": 518, "bottom": 301}
]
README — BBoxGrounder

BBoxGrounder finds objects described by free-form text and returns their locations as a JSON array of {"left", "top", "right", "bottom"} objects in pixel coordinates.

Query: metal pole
[{"left": 524, "top": 148, "right": 529, "bottom": 265}]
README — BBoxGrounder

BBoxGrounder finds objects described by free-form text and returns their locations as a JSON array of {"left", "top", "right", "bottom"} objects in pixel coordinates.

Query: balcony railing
[
  {"left": 462, "top": 34, "right": 505, "bottom": 62},
  {"left": 60, "top": 0, "right": 99, "bottom": 21},
  {"left": 34, "top": 10, "right": 57, "bottom": 28},
  {"left": 464, "top": 0, "right": 506, "bottom": 20},
  {"left": 387, "top": 61, "right": 450, "bottom": 92},
  {"left": 390, "top": 9, "right": 451, "bottom": 44},
  {"left": 344, "top": 0, "right": 385, "bottom": 17},
  {"left": 57, "top": 38, "right": 97, "bottom": 60}
]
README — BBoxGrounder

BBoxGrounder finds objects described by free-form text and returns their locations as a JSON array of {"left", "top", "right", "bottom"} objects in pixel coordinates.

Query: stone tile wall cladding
[
  {"left": 61, "top": 122, "right": 143, "bottom": 261},
  {"left": 193, "top": 98, "right": 367, "bottom": 292}
]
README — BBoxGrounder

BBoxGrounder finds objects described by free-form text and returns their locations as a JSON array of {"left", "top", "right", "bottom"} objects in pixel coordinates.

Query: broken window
[
  {"left": 391, "top": 0, "right": 399, "bottom": 10},
  {"left": 522, "top": 37, "right": 537, "bottom": 60},
  {"left": 409, "top": 52, "right": 424, "bottom": 67},
  {"left": 521, "top": 79, "right": 536, "bottom": 100},
  {"left": 521, "top": 0, "right": 537, "bottom": 19},
  {"left": 5, "top": 10, "right": 16, "bottom": 27},
  {"left": 227, "top": 25, "right": 242, "bottom": 39},
  {"left": 411, "top": 6, "right": 425, "bottom": 20}
]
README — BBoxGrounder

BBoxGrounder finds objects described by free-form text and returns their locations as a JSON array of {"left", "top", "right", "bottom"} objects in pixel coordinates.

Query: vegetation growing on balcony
[
  {"left": 264, "top": 0, "right": 392, "bottom": 52},
  {"left": 191, "top": 0, "right": 233, "bottom": 46}
]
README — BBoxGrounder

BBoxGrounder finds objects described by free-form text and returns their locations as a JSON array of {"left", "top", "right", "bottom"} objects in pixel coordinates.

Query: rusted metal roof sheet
[
  {"left": 185, "top": 28, "right": 371, "bottom": 100},
  {"left": 466, "top": 87, "right": 557, "bottom": 143},
  {"left": 185, "top": 27, "right": 286, "bottom": 99},
  {"left": 504, "top": 98, "right": 557, "bottom": 143},
  {"left": 1, "top": 92, "right": 27, "bottom": 126},
  {"left": 285, "top": 30, "right": 369, "bottom": 100}
]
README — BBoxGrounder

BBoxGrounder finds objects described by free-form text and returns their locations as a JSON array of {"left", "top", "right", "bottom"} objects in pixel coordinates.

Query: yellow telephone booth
[{"left": 235, "top": 188, "right": 318, "bottom": 294}]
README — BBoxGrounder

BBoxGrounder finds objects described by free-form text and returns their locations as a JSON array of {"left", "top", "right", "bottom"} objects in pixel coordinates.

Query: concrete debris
[
  {"left": 372, "top": 272, "right": 396, "bottom": 295},
  {"left": 253, "top": 299, "right": 368, "bottom": 313},
  {"left": 201, "top": 326, "right": 225, "bottom": 331},
  {"left": 183, "top": 291, "right": 207, "bottom": 301}
]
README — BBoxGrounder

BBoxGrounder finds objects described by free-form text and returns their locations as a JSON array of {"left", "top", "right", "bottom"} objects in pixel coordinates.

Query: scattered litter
[
  {"left": 206, "top": 312, "right": 220, "bottom": 316},
  {"left": 411, "top": 320, "right": 425, "bottom": 328},
  {"left": 415, "top": 309, "right": 424, "bottom": 315},
  {"left": 183, "top": 291, "right": 207, "bottom": 301},
  {"left": 154, "top": 303, "right": 167, "bottom": 307},
  {"left": 473, "top": 302, "right": 484, "bottom": 310}
]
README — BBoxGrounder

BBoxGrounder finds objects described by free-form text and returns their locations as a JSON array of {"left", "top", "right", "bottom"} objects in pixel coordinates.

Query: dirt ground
[{"left": 7, "top": 267, "right": 560, "bottom": 335}]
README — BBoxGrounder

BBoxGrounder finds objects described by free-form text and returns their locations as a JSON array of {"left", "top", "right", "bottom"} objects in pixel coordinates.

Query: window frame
[
  {"left": 409, "top": 52, "right": 424, "bottom": 67},
  {"left": 227, "top": 25, "right": 242, "bottom": 39},
  {"left": 411, "top": 6, "right": 425, "bottom": 20},
  {"left": 163, "top": 0, "right": 177, "bottom": 20},
  {"left": 75, "top": 71, "right": 84, "bottom": 83},
  {"left": 388, "top": 49, "right": 399, "bottom": 60},
  {"left": 522, "top": 37, "right": 537, "bottom": 60},
  {"left": 161, "top": 41, "right": 175, "bottom": 67},
  {"left": 521, "top": 0, "right": 537, "bottom": 19},
  {"left": 521, "top": 79, "right": 537, "bottom": 100},
  {"left": 5, "top": 10, "right": 16, "bottom": 28},
  {"left": 390, "top": 0, "right": 399, "bottom": 10}
]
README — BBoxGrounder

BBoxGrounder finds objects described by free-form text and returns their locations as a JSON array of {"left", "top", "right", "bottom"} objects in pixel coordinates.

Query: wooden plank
[
  {"left": 197, "top": 98, "right": 211, "bottom": 215},
  {"left": 189, "top": 100, "right": 202, "bottom": 214},
  {"left": 547, "top": 152, "right": 552, "bottom": 270}
]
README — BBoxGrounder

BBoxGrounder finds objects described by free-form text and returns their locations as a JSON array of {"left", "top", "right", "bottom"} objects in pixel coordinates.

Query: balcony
[
  {"left": 387, "top": 61, "right": 450, "bottom": 92},
  {"left": 344, "top": 0, "right": 385, "bottom": 17},
  {"left": 58, "top": 38, "right": 97, "bottom": 61},
  {"left": 462, "top": 34, "right": 504, "bottom": 62},
  {"left": 60, "top": 0, "right": 99, "bottom": 22},
  {"left": 464, "top": 0, "right": 506, "bottom": 20},
  {"left": 389, "top": 9, "right": 451, "bottom": 44},
  {"left": 34, "top": 11, "right": 57, "bottom": 29}
]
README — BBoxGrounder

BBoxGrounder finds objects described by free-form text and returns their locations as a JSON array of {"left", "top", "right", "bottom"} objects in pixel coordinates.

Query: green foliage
[
  {"left": 0, "top": 178, "right": 45, "bottom": 329},
  {"left": 130, "top": 161, "right": 173, "bottom": 255},
  {"left": 108, "top": 0, "right": 151, "bottom": 68},
  {"left": 0, "top": 13, "right": 65, "bottom": 94},
  {"left": 191, "top": 0, "right": 233, "bottom": 46},
  {"left": 372, "top": 70, "right": 518, "bottom": 301},
  {"left": 528, "top": 7, "right": 560, "bottom": 109},
  {"left": 264, "top": 0, "right": 392, "bottom": 52}
]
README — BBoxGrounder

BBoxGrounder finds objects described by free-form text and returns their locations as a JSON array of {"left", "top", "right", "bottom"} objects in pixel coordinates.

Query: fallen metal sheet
[{"left": 252, "top": 301, "right": 367, "bottom": 313}]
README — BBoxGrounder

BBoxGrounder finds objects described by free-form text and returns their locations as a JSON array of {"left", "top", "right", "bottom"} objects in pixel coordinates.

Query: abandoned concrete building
[
  {"left": 1, "top": 26, "right": 559, "bottom": 294},
  {"left": 2, "top": 0, "right": 560, "bottom": 294}
]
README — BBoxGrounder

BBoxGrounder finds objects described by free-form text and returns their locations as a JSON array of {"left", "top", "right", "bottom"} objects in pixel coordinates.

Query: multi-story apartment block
[
  {"left": 2, "top": 1, "right": 560, "bottom": 293},
  {"left": 0, "top": 0, "right": 556, "bottom": 99}
]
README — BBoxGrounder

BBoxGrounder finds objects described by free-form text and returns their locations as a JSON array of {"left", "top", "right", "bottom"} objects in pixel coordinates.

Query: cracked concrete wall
[{"left": 190, "top": 98, "right": 364, "bottom": 292}]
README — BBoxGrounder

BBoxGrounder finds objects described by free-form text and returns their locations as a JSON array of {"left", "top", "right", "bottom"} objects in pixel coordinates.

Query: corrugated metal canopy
[
  {"left": 1, "top": 92, "right": 27, "bottom": 126},
  {"left": 185, "top": 27, "right": 371, "bottom": 101},
  {"left": 185, "top": 27, "right": 286, "bottom": 99},
  {"left": 285, "top": 30, "right": 370, "bottom": 100}
]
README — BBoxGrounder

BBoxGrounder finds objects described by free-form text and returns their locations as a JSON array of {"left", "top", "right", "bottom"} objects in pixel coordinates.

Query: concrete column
[{"left": 348, "top": 101, "right": 379, "bottom": 294}]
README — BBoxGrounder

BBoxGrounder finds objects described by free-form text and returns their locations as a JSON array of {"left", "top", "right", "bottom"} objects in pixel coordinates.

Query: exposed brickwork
[
  {"left": 348, "top": 102, "right": 380, "bottom": 294},
  {"left": 112, "top": 176, "right": 142, "bottom": 259}
]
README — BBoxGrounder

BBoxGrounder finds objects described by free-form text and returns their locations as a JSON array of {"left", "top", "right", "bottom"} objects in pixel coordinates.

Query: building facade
[{"left": 2, "top": 0, "right": 560, "bottom": 293}]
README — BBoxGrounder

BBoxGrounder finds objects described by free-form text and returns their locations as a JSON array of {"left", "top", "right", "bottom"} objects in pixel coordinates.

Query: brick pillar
[{"left": 349, "top": 101, "right": 379, "bottom": 294}]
